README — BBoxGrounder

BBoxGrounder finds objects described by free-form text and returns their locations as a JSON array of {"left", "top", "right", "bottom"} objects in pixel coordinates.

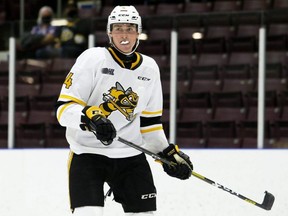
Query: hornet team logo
[{"left": 99, "top": 82, "right": 138, "bottom": 121}]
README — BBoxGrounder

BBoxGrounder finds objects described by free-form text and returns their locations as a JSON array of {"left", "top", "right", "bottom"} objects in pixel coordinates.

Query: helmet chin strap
[{"left": 109, "top": 36, "right": 140, "bottom": 56}]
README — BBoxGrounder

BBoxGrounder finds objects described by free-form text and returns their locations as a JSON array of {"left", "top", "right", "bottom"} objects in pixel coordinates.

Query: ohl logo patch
[{"left": 99, "top": 82, "right": 138, "bottom": 121}]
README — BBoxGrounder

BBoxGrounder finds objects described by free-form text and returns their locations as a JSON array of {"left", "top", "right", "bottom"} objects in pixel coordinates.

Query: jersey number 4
[{"left": 64, "top": 72, "right": 73, "bottom": 89}]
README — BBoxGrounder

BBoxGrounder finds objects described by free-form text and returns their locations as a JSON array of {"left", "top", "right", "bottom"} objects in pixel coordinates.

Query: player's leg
[
  {"left": 111, "top": 153, "right": 157, "bottom": 214},
  {"left": 69, "top": 153, "right": 108, "bottom": 213},
  {"left": 73, "top": 206, "right": 104, "bottom": 216}
]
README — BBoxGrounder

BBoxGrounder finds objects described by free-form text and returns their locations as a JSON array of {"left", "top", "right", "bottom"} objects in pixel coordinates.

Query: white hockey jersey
[{"left": 56, "top": 47, "right": 169, "bottom": 158}]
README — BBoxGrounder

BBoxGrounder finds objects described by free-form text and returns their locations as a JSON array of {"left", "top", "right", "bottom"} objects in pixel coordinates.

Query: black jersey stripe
[
  {"left": 140, "top": 116, "right": 162, "bottom": 127},
  {"left": 55, "top": 100, "right": 71, "bottom": 111}
]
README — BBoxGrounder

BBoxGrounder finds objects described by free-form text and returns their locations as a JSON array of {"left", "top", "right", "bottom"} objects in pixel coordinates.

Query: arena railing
[{"left": 2, "top": 9, "right": 288, "bottom": 148}]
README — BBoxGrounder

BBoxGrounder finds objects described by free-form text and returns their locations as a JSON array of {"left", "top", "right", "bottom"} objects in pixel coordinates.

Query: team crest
[{"left": 99, "top": 82, "right": 138, "bottom": 121}]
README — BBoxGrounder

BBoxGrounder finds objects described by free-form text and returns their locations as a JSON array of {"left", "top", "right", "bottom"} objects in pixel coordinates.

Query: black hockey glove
[
  {"left": 159, "top": 144, "right": 193, "bottom": 180},
  {"left": 80, "top": 106, "right": 116, "bottom": 145}
]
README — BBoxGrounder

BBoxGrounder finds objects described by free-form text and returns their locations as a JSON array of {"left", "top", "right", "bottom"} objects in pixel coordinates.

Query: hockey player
[{"left": 55, "top": 5, "right": 193, "bottom": 216}]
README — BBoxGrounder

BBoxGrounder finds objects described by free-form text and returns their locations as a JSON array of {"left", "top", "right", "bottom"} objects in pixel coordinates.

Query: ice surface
[{"left": 0, "top": 149, "right": 286, "bottom": 216}]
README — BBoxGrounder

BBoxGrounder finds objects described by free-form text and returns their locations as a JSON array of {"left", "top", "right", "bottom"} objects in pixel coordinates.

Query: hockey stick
[{"left": 117, "top": 136, "right": 275, "bottom": 211}]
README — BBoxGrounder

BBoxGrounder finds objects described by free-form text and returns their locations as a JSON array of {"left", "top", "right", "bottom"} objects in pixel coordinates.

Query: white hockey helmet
[{"left": 107, "top": 5, "right": 142, "bottom": 34}]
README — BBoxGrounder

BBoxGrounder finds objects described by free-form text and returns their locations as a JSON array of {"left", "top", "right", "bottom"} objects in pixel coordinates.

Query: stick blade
[{"left": 261, "top": 191, "right": 275, "bottom": 210}]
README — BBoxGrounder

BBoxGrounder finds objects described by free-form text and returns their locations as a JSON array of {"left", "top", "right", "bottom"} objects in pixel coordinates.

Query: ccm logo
[
  {"left": 138, "top": 76, "right": 150, "bottom": 81},
  {"left": 141, "top": 193, "right": 156, "bottom": 199}
]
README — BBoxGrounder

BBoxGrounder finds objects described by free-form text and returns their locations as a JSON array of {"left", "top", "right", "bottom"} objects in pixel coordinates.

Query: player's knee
[
  {"left": 125, "top": 211, "right": 155, "bottom": 216},
  {"left": 73, "top": 206, "right": 104, "bottom": 216}
]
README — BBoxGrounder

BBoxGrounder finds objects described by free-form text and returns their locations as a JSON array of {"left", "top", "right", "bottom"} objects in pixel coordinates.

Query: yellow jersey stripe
[
  {"left": 142, "top": 110, "right": 163, "bottom": 115},
  {"left": 59, "top": 94, "right": 87, "bottom": 106},
  {"left": 140, "top": 125, "right": 163, "bottom": 134},
  {"left": 57, "top": 101, "right": 77, "bottom": 121}
]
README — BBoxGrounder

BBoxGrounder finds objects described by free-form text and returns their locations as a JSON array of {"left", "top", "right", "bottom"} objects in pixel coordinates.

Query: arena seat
[
  {"left": 212, "top": 0, "right": 242, "bottom": 12},
  {"left": 278, "top": 91, "right": 288, "bottom": 120},
  {"left": 253, "top": 65, "right": 287, "bottom": 92},
  {"left": 150, "top": 54, "right": 169, "bottom": 71},
  {"left": 133, "top": 5, "right": 155, "bottom": 17},
  {"left": 211, "top": 91, "right": 247, "bottom": 121},
  {"left": 27, "top": 95, "right": 57, "bottom": 124},
  {"left": 272, "top": 0, "right": 288, "bottom": 8},
  {"left": 268, "top": 23, "right": 288, "bottom": 35},
  {"left": 228, "top": 51, "right": 258, "bottom": 67},
  {"left": 0, "top": 71, "right": 8, "bottom": 97},
  {"left": 183, "top": 2, "right": 212, "bottom": 13},
  {"left": 138, "top": 40, "right": 167, "bottom": 55},
  {"left": 15, "top": 123, "right": 46, "bottom": 148},
  {"left": 271, "top": 120, "right": 288, "bottom": 142},
  {"left": 161, "top": 71, "right": 189, "bottom": 95},
  {"left": 40, "top": 73, "right": 65, "bottom": 96},
  {"left": 205, "top": 25, "right": 236, "bottom": 39},
  {"left": 242, "top": 0, "right": 272, "bottom": 11},
  {"left": 197, "top": 53, "right": 228, "bottom": 67},
  {"left": 0, "top": 96, "right": 29, "bottom": 126},
  {"left": 189, "top": 64, "right": 223, "bottom": 94},
  {"left": 229, "top": 38, "right": 258, "bottom": 53},
  {"left": 46, "top": 123, "right": 68, "bottom": 148},
  {"left": 176, "top": 121, "right": 206, "bottom": 148},
  {"left": 205, "top": 121, "right": 241, "bottom": 148},
  {"left": 179, "top": 92, "right": 213, "bottom": 123},
  {"left": 237, "top": 120, "right": 272, "bottom": 148},
  {"left": 245, "top": 91, "right": 281, "bottom": 121},
  {"left": 177, "top": 54, "right": 197, "bottom": 71},
  {"left": 221, "top": 64, "right": 255, "bottom": 93},
  {"left": 267, "top": 34, "right": 288, "bottom": 51},
  {"left": 16, "top": 70, "right": 42, "bottom": 97},
  {"left": 195, "top": 37, "right": 227, "bottom": 54},
  {"left": 0, "top": 124, "right": 7, "bottom": 148},
  {"left": 48, "top": 58, "right": 75, "bottom": 74},
  {"left": 266, "top": 50, "right": 288, "bottom": 66},
  {"left": 155, "top": 3, "right": 184, "bottom": 15}
]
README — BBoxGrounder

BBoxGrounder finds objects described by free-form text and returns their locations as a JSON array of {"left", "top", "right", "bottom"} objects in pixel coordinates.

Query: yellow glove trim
[
  {"left": 175, "top": 144, "right": 180, "bottom": 152},
  {"left": 85, "top": 106, "right": 105, "bottom": 119}
]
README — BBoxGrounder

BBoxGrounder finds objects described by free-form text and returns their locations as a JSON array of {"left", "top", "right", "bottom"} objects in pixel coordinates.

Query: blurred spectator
[
  {"left": 57, "top": 3, "right": 89, "bottom": 58},
  {"left": 20, "top": 6, "right": 60, "bottom": 59}
]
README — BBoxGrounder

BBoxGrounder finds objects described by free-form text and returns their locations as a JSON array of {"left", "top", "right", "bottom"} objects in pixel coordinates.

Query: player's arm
[
  {"left": 140, "top": 113, "right": 193, "bottom": 180},
  {"left": 55, "top": 49, "right": 116, "bottom": 144},
  {"left": 141, "top": 60, "right": 193, "bottom": 180},
  {"left": 139, "top": 61, "right": 169, "bottom": 152},
  {"left": 55, "top": 48, "right": 97, "bottom": 130},
  {"left": 56, "top": 98, "right": 116, "bottom": 145}
]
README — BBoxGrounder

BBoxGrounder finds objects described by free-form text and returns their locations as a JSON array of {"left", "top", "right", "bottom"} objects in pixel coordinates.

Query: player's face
[{"left": 110, "top": 24, "right": 139, "bottom": 53}]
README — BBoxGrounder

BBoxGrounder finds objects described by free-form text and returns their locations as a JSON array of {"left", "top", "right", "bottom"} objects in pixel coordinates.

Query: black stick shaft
[{"left": 117, "top": 136, "right": 173, "bottom": 165}]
